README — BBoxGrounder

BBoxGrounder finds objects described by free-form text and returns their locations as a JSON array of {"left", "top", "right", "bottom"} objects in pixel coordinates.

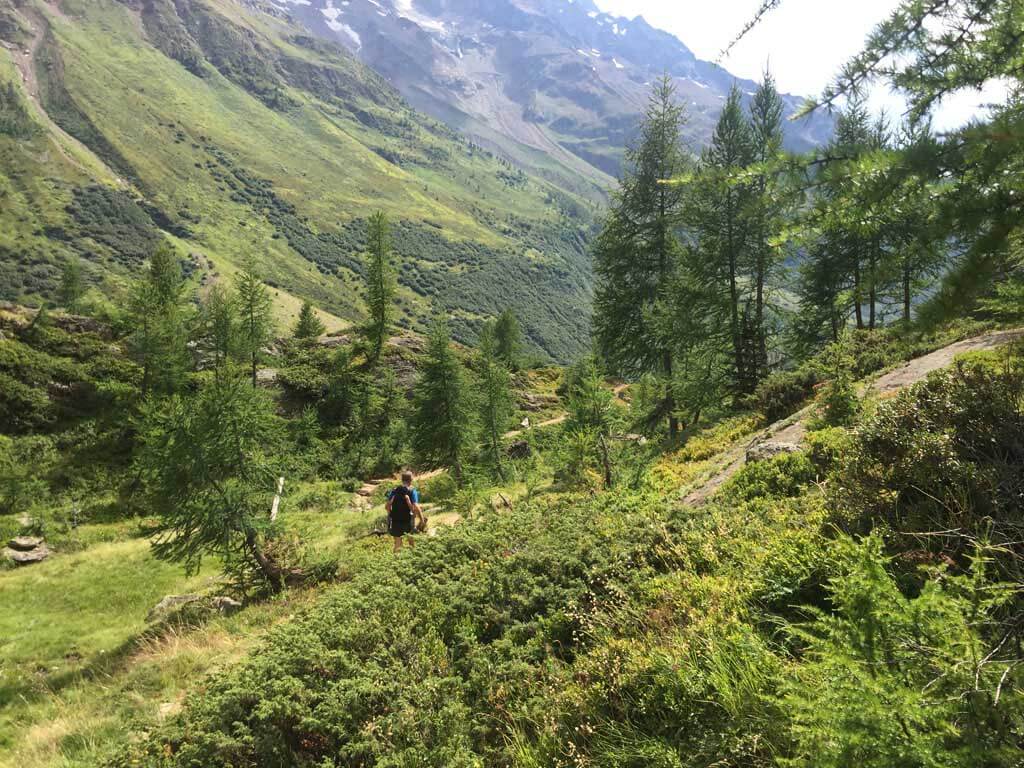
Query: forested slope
[{"left": 0, "top": 0, "right": 596, "bottom": 360}]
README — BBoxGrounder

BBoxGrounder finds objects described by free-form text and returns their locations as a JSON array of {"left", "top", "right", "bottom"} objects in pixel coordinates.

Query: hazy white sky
[{"left": 593, "top": 0, "right": 1002, "bottom": 129}]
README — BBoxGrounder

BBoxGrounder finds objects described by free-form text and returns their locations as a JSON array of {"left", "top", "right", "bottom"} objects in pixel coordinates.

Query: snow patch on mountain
[{"left": 392, "top": 0, "right": 447, "bottom": 33}]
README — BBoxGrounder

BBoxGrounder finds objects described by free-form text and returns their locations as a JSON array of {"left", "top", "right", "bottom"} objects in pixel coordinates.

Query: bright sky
[{"left": 594, "top": 0, "right": 1003, "bottom": 130}]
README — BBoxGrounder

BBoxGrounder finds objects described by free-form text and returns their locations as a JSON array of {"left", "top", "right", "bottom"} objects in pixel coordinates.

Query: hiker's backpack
[{"left": 389, "top": 486, "right": 412, "bottom": 518}]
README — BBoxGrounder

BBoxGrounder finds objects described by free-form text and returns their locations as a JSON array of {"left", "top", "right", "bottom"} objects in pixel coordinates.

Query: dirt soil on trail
[{"left": 681, "top": 328, "right": 1024, "bottom": 507}]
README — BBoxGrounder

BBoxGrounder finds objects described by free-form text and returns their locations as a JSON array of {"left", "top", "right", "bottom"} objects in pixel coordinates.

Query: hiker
[{"left": 385, "top": 471, "right": 424, "bottom": 553}]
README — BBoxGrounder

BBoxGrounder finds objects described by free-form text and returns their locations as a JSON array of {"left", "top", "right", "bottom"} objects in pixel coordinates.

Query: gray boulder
[
  {"left": 746, "top": 441, "right": 801, "bottom": 464},
  {"left": 210, "top": 596, "right": 243, "bottom": 616},
  {"left": 4, "top": 545, "right": 50, "bottom": 565},
  {"left": 147, "top": 594, "right": 202, "bottom": 622},
  {"left": 8, "top": 536, "right": 44, "bottom": 551}
]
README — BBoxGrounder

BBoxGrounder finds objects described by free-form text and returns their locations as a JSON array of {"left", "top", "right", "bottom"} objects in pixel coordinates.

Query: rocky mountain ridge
[{"left": 275, "top": 0, "right": 834, "bottom": 189}]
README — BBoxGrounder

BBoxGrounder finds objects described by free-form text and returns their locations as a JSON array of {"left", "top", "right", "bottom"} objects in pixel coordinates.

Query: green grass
[{"left": 0, "top": 478, "right": 384, "bottom": 767}]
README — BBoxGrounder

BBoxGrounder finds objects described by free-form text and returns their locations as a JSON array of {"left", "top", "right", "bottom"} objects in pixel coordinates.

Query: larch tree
[
  {"left": 137, "top": 374, "right": 287, "bottom": 590},
  {"left": 129, "top": 241, "right": 190, "bottom": 397},
  {"left": 364, "top": 211, "right": 396, "bottom": 362},
  {"left": 196, "top": 284, "right": 238, "bottom": 371},
  {"left": 236, "top": 258, "right": 275, "bottom": 389},
  {"left": 687, "top": 85, "right": 757, "bottom": 395},
  {"left": 476, "top": 320, "right": 514, "bottom": 481},
  {"left": 593, "top": 75, "right": 691, "bottom": 437},
  {"left": 494, "top": 308, "right": 523, "bottom": 371},
  {"left": 747, "top": 71, "right": 788, "bottom": 379},
  {"left": 58, "top": 256, "right": 85, "bottom": 312},
  {"left": 410, "top": 318, "right": 476, "bottom": 486}
]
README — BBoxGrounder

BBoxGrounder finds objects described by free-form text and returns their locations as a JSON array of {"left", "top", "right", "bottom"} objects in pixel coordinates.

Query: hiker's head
[{"left": 401, "top": 471, "right": 414, "bottom": 486}]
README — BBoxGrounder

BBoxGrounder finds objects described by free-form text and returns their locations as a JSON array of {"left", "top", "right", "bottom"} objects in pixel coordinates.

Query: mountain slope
[
  {"left": 0, "top": 0, "right": 596, "bottom": 360},
  {"left": 277, "top": 0, "right": 835, "bottom": 188}
]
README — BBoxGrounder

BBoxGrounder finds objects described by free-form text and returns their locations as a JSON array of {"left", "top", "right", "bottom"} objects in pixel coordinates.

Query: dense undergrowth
[{"left": 108, "top": 345, "right": 1024, "bottom": 767}]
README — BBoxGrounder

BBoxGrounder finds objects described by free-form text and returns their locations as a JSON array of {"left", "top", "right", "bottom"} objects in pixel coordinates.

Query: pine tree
[
  {"left": 236, "top": 258, "right": 274, "bottom": 389},
  {"left": 410, "top": 318, "right": 475, "bottom": 486},
  {"left": 476, "top": 321, "right": 514, "bottom": 480},
  {"left": 593, "top": 75, "right": 691, "bottom": 436},
  {"left": 128, "top": 241, "right": 190, "bottom": 397},
  {"left": 293, "top": 301, "right": 325, "bottom": 341},
  {"left": 364, "top": 211, "right": 396, "bottom": 361},
  {"left": 58, "top": 256, "right": 85, "bottom": 311},
  {"left": 493, "top": 309, "right": 522, "bottom": 370}
]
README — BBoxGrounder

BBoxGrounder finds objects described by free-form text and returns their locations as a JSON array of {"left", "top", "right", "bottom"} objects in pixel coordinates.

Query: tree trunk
[
  {"left": 903, "top": 262, "right": 912, "bottom": 324},
  {"left": 868, "top": 248, "right": 877, "bottom": 330},
  {"left": 251, "top": 353, "right": 258, "bottom": 389},
  {"left": 755, "top": 260, "right": 766, "bottom": 382},
  {"left": 729, "top": 258, "right": 744, "bottom": 389},
  {"left": 246, "top": 531, "right": 283, "bottom": 592},
  {"left": 663, "top": 350, "right": 678, "bottom": 439},
  {"left": 598, "top": 433, "right": 613, "bottom": 488},
  {"left": 853, "top": 259, "right": 864, "bottom": 330},
  {"left": 491, "top": 422, "right": 505, "bottom": 482}
]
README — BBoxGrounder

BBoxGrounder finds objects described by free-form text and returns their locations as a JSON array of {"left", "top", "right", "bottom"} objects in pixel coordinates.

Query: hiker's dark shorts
[{"left": 388, "top": 512, "right": 413, "bottom": 537}]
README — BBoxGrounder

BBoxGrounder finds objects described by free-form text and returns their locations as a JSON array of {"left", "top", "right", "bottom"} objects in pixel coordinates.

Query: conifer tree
[
  {"left": 236, "top": 259, "right": 274, "bottom": 389},
  {"left": 196, "top": 285, "right": 238, "bottom": 370},
  {"left": 293, "top": 301, "right": 325, "bottom": 341},
  {"left": 747, "top": 71, "right": 787, "bottom": 379},
  {"left": 364, "top": 211, "right": 396, "bottom": 361},
  {"left": 476, "top": 321, "right": 514, "bottom": 480},
  {"left": 136, "top": 374, "right": 286, "bottom": 589},
  {"left": 688, "top": 85, "right": 756, "bottom": 394},
  {"left": 593, "top": 75, "right": 691, "bottom": 436},
  {"left": 129, "top": 241, "right": 190, "bottom": 397},
  {"left": 411, "top": 318, "right": 475, "bottom": 486},
  {"left": 58, "top": 256, "right": 85, "bottom": 311},
  {"left": 494, "top": 309, "right": 522, "bottom": 370}
]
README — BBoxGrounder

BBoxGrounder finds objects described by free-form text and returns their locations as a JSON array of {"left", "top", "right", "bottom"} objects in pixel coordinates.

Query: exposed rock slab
[
  {"left": 4, "top": 545, "right": 50, "bottom": 565},
  {"left": 8, "top": 536, "right": 44, "bottom": 551},
  {"left": 746, "top": 441, "right": 801, "bottom": 464}
]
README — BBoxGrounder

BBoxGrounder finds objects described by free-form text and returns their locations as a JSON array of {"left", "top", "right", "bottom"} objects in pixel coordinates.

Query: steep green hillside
[{"left": 0, "top": 0, "right": 596, "bottom": 360}]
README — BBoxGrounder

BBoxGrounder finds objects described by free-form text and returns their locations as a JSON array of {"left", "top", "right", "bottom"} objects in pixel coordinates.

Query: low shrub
[
  {"left": 829, "top": 360, "right": 1024, "bottom": 567},
  {"left": 750, "top": 367, "right": 819, "bottom": 422}
]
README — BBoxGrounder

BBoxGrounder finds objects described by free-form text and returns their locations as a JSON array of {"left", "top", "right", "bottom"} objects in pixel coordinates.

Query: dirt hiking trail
[{"left": 681, "top": 328, "right": 1024, "bottom": 507}]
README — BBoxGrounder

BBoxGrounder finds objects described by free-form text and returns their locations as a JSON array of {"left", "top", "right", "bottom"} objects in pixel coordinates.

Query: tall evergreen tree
[
  {"left": 747, "top": 71, "right": 787, "bottom": 379},
  {"left": 128, "top": 241, "right": 190, "bottom": 397},
  {"left": 796, "top": 99, "right": 875, "bottom": 339},
  {"left": 476, "top": 321, "right": 514, "bottom": 480},
  {"left": 410, "top": 319, "right": 475, "bottom": 486},
  {"left": 593, "top": 75, "right": 691, "bottom": 436},
  {"left": 236, "top": 259, "right": 275, "bottom": 389},
  {"left": 58, "top": 256, "right": 85, "bottom": 311},
  {"left": 293, "top": 301, "right": 326, "bottom": 341},
  {"left": 688, "top": 85, "right": 757, "bottom": 394},
  {"left": 196, "top": 284, "right": 238, "bottom": 371},
  {"left": 493, "top": 309, "right": 522, "bottom": 371},
  {"left": 364, "top": 211, "right": 396, "bottom": 361}
]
